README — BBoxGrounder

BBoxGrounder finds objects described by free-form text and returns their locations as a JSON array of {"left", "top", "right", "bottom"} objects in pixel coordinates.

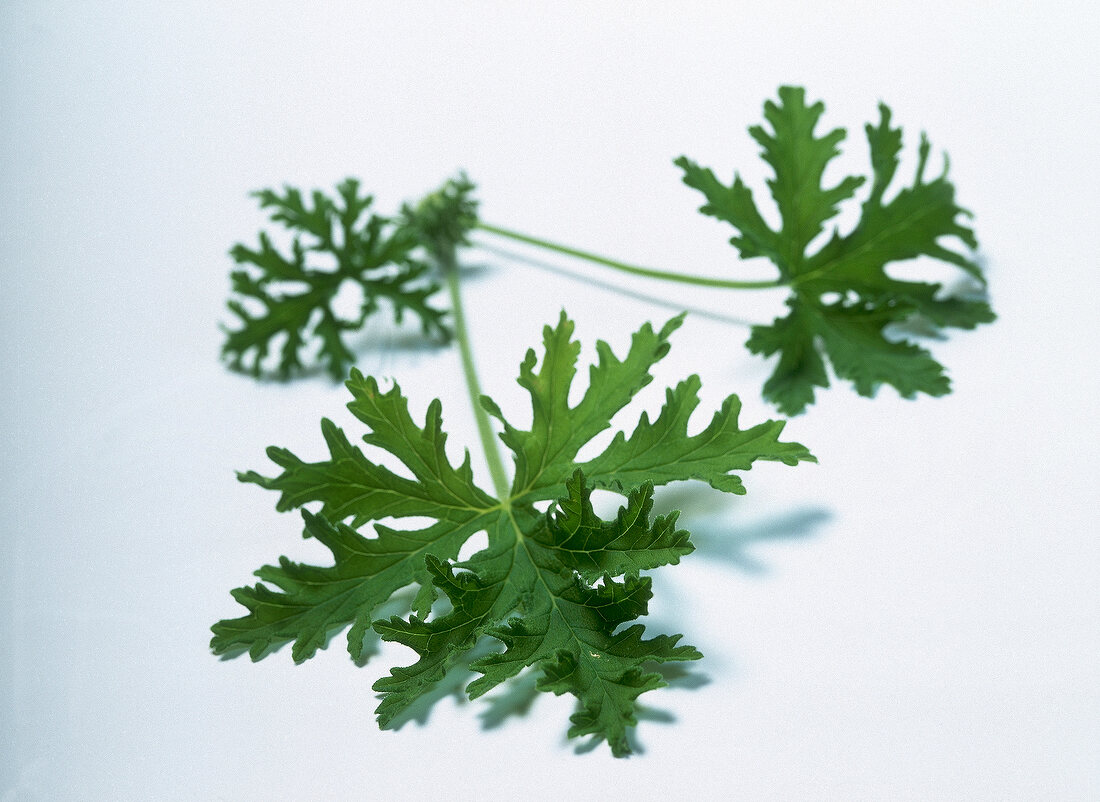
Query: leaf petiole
[
  {"left": 476, "top": 222, "right": 784, "bottom": 290},
  {"left": 441, "top": 253, "right": 511, "bottom": 501}
]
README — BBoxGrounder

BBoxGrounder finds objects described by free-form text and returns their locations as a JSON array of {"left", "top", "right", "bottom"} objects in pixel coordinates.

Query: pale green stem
[
  {"left": 476, "top": 222, "right": 784, "bottom": 290},
  {"left": 442, "top": 253, "right": 511, "bottom": 500}
]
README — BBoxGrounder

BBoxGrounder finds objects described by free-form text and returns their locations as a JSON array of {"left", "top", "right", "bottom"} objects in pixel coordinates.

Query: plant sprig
[
  {"left": 222, "top": 178, "right": 451, "bottom": 380},
  {"left": 479, "top": 87, "right": 995, "bottom": 413},
  {"left": 214, "top": 86, "right": 995, "bottom": 756},
  {"left": 213, "top": 308, "right": 812, "bottom": 755}
]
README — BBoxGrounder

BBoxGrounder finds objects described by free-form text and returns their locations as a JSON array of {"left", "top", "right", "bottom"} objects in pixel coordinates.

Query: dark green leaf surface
[
  {"left": 677, "top": 86, "right": 994, "bottom": 414},
  {"left": 213, "top": 313, "right": 814, "bottom": 754},
  {"left": 222, "top": 178, "right": 450, "bottom": 380}
]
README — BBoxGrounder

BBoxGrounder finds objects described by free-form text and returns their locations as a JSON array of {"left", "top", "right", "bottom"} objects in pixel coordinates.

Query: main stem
[
  {"left": 477, "top": 222, "right": 784, "bottom": 290},
  {"left": 442, "top": 252, "right": 511, "bottom": 501}
]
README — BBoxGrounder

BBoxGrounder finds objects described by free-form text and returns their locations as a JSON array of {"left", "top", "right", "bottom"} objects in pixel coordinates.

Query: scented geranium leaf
[
  {"left": 222, "top": 177, "right": 451, "bottom": 380},
  {"left": 211, "top": 375, "right": 499, "bottom": 661},
  {"left": 532, "top": 470, "right": 692, "bottom": 578},
  {"left": 214, "top": 312, "right": 811, "bottom": 755},
  {"left": 238, "top": 373, "right": 498, "bottom": 526},
  {"left": 678, "top": 87, "right": 994, "bottom": 413},
  {"left": 375, "top": 472, "right": 699, "bottom": 757},
  {"left": 747, "top": 86, "right": 866, "bottom": 271},
  {"left": 210, "top": 510, "right": 489, "bottom": 663},
  {"left": 485, "top": 312, "right": 813, "bottom": 504},
  {"left": 373, "top": 515, "right": 523, "bottom": 726},
  {"left": 581, "top": 374, "right": 813, "bottom": 495},
  {"left": 743, "top": 300, "right": 830, "bottom": 416},
  {"left": 747, "top": 298, "right": 953, "bottom": 415},
  {"left": 482, "top": 312, "right": 682, "bottom": 503},
  {"left": 675, "top": 161, "right": 782, "bottom": 263},
  {"left": 807, "top": 300, "right": 950, "bottom": 399}
]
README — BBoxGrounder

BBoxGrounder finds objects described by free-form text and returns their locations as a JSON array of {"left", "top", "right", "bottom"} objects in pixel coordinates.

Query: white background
[{"left": 2, "top": 2, "right": 1097, "bottom": 799}]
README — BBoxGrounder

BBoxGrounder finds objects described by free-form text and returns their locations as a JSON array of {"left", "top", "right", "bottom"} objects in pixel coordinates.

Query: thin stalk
[
  {"left": 477, "top": 222, "right": 784, "bottom": 290},
  {"left": 442, "top": 253, "right": 511, "bottom": 501}
]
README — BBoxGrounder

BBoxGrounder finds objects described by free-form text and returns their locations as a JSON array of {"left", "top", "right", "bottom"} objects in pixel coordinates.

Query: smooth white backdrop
[{"left": 2, "top": 2, "right": 1097, "bottom": 799}]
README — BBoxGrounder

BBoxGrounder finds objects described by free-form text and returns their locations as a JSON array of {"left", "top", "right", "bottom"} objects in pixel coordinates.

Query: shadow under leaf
[
  {"left": 376, "top": 638, "right": 498, "bottom": 731},
  {"left": 479, "top": 670, "right": 542, "bottom": 730},
  {"left": 650, "top": 662, "right": 712, "bottom": 691},
  {"left": 651, "top": 484, "right": 833, "bottom": 575},
  {"left": 688, "top": 508, "right": 832, "bottom": 574},
  {"left": 352, "top": 589, "right": 417, "bottom": 667}
]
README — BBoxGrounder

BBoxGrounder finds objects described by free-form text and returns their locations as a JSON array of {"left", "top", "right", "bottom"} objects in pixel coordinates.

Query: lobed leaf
[
  {"left": 213, "top": 313, "right": 813, "bottom": 754},
  {"left": 678, "top": 86, "right": 995, "bottom": 413},
  {"left": 221, "top": 178, "right": 451, "bottom": 380}
]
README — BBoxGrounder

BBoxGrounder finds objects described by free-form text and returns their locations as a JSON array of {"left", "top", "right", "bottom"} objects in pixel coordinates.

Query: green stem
[
  {"left": 442, "top": 253, "right": 511, "bottom": 501},
  {"left": 477, "top": 222, "right": 785, "bottom": 290}
]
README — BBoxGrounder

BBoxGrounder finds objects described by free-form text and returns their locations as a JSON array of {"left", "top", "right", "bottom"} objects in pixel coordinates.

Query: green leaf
[
  {"left": 213, "top": 313, "right": 813, "bottom": 755},
  {"left": 373, "top": 473, "right": 700, "bottom": 759},
  {"left": 677, "top": 86, "right": 995, "bottom": 414},
  {"left": 221, "top": 178, "right": 451, "bottom": 380},
  {"left": 482, "top": 312, "right": 680, "bottom": 503}
]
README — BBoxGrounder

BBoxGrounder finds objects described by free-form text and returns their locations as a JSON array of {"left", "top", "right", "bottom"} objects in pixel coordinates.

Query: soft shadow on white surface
[{"left": 654, "top": 483, "right": 833, "bottom": 575}]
